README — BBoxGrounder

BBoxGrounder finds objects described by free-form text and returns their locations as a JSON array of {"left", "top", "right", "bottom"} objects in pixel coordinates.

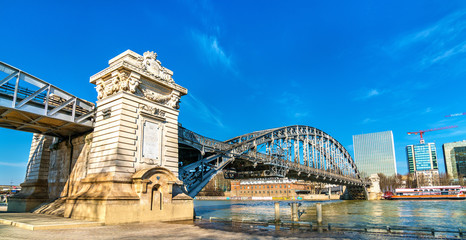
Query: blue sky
[{"left": 1, "top": 1, "right": 466, "bottom": 184}]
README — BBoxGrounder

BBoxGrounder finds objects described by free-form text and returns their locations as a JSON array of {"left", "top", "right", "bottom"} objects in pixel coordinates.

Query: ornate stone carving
[
  {"left": 138, "top": 51, "right": 175, "bottom": 84},
  {"left": 167, "top": 94, "right": 180, "bottom": 110},
  {"left": 142, "top": 89, "right": 180, "bottom": 109},
  {"left": 139, "top": 104, "right": 166, "bottom": 119},
  {"left": 95, "top": 80, "right": 106, "bottom": 100},
  {"left": 95, "top": 71, "right": 140, "bottom": 100}
]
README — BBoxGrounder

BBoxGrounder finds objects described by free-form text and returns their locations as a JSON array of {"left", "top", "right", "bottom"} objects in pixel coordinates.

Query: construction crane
[
  {"left": 407, "top": 125, "right": 458, "bottom": 144},
  {"left": 445, "top": 112, "right": 466, "bottom": 118}
]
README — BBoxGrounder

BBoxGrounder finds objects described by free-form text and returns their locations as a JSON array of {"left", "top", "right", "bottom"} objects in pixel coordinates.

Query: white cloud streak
[
  {"left": 355, "top": 88, "right": 384, "bottom": 100},
  {"left": 366, "top": 89, "right": 380, "bottom": 98},
  {"left": 392, "top": 9, "right": 466, "bottom": 67},
  {"left": 0, "top": 161, "right": 26, "bottom": 167},
  {"left": 362, "top": 118, "right": 377, "bottom": 124},
  {"left": 192, "top": 31, "right": 235, "bottom": 73},
  {"left": 183, "top": 94, "right": 224, "bottom": 128}
]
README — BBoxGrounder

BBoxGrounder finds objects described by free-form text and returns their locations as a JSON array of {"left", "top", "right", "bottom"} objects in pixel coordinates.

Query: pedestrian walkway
[{"left": 0, "top": 213, "right": 103, "bottom": 230}]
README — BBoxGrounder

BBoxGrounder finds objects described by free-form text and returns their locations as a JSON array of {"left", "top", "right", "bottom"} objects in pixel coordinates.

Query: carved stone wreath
[{"left": 142, "top": 89, "right": 180, "bottom": 110}]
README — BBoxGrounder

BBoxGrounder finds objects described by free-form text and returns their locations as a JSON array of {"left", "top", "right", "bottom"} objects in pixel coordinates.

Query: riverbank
[
  {"left": 1, "top": 202, "right": 459, "bottom": 239},
  {"left": 0, "top": 217, "right": 426, "bottom": 240},
  {"left": 195, "top": 194, "right": 341, "bottom": 201}
]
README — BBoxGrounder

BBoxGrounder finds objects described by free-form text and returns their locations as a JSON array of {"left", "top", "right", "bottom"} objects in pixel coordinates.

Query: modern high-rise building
[
  {"left": 406, "top": 143, "right": 438, "bottom": 173},
  {"left": 352, "top": 131, "right": 397, "bottom": 178},
  {"left": 443, "top": 140, "right": 466, "bottom": 180}
]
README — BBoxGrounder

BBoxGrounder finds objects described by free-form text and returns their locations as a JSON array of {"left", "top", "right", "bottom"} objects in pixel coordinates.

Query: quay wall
[{"left": 195, "top": 194, "right": 341, "bottom": 201}]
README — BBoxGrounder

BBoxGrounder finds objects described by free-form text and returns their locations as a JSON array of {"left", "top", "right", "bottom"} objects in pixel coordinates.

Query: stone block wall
[
  {"left": 48, "top": 134, "right": 92, "bottom": 200},
  {"left": 24, "top": 134, "right": 53, "bottom": 184}
]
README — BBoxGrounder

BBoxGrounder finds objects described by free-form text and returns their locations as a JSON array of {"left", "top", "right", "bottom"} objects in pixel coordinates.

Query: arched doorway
[{"left": 150, "top": 184, "right": 162, "bottom": 211}]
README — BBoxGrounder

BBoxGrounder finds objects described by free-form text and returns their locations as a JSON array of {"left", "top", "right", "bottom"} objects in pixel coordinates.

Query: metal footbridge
[
  {"left": 179, "top": 126, "right": 367, "bottom": 198},
  {"left": 0, "top": 62, "right": 95, "bottom": 138}
]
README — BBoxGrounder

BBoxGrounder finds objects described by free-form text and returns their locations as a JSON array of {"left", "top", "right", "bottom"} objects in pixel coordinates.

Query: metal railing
[{"left": 0, "top": 61, "right": 95, "bottom": 127}]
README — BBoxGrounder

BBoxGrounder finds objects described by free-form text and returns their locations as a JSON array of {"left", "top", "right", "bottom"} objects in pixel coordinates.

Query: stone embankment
[{"left": 195, "top": 194, "right": 341, "bottom": 201}]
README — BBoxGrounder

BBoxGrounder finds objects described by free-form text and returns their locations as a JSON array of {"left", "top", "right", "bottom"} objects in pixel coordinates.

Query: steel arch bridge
[{"left": 178, "top": 125, "right": 368, "bottom": 198}]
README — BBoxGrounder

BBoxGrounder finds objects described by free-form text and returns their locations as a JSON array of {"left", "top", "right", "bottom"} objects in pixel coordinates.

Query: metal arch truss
[
  {"left": 179, "top": 125, "right": 367, "bottom": 198},
  {"left": 0, "top": 61, "right": 95, "bottom": 137}
]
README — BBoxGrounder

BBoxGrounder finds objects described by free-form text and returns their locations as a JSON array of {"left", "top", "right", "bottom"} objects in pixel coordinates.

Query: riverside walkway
[
  {"left": 0, "top": 209, "right": 442, "bottom": 240},
  {"left": 0, "top": 217, "right": 417, "bottom": 240}
]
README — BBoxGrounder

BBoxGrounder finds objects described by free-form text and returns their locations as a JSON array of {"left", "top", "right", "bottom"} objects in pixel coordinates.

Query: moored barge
[{"left": 386, "top": 185, "right": 466, "bottom": 200}]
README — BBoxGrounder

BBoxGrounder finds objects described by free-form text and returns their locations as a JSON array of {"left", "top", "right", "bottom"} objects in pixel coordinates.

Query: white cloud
[
  {"left": 366, "top": 89, "right": 380, "bottom": 98},
  {"left": 0, "top": 161, "right": 26, "bottom": 167},
  {"left": 355, "top": 88, "right": 384, "bottom": 100},
  {"left": 391, "top": 9, "right": 466, "bottom": 67},
  {"left": 183, "top": 94, "right": 224, "bottom": 128},
  {"left": 429, "top": 41, "right": 466, "bottom": 64},
  {"left": 362, "top": 118, "right": 377, "bottom": 124},
  {"left": 192, "top": 31, "right": 235, "bottom": 73}
]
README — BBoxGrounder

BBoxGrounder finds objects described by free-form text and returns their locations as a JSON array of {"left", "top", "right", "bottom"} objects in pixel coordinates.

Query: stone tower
[{"left": 63, "top": 50, "right": 193, "bottom": 223}]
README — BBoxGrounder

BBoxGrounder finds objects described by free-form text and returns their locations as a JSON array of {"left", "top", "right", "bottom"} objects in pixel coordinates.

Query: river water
[{"left": 194, "top": 200, "right": 466, "bottom": 232}]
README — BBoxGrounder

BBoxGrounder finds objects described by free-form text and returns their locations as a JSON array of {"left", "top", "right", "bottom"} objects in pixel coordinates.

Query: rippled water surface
[{"left": 194, "top": 200, "right": 466, "bottom": 231}]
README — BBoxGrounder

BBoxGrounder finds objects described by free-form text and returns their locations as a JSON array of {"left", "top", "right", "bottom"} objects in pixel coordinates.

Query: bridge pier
[
  {"left": 342, "top": 185, "right": 368, "bottom": 200},
  {"left": 8, "top": 50, "right": 193, "bottom": 224},
  {"left": 7, "top": 134, "right": 53, "bottom": 212},
  {"left": 63, "top": 50, "right": 191, "bottom": 224}
]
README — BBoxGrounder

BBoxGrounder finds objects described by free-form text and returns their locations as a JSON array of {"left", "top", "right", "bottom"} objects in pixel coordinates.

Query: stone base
[
  {"left": 64, "top": 168, "right": 193, "bottom": 224},
  {"left": 7, "top": 180, "right": 50, "bottom": 212},
  {"left": 65, "top": 198, "right": 193, "bottom": 224},
  {"left": 368, "top": 192, "right": 383, "bottom": 200},
  {"left": 7, "top": 198, "right": 49, "bottom": 213}
]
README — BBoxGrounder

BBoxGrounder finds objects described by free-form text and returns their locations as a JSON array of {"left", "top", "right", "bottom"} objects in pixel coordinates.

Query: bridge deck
[{"left": 0, "top": 61, "right": 95, "bottom": 138}]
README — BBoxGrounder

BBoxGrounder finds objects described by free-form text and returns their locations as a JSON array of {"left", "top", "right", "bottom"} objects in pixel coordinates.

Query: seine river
[{"left": 194, "top": 200, "right": 466, "bottom": 232}]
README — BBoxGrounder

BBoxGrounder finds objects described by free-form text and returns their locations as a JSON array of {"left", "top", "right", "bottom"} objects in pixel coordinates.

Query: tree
[
  {"left": 438, "top": 173, "right": 450, "bottom": 186},
  {"left": 376, "top": 173, "right": 401, "bottom": 192}
]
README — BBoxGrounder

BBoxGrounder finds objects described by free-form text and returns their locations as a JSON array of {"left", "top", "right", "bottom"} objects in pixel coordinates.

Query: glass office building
[
  {"left": 406, "top": 143, "right": 438, "bottom": 173},
  {"left": 353, "top": 131, "right": 397, "bottom": 178},
  {"left": 443, "top": 140, "right": 466, "bottom": 180}
]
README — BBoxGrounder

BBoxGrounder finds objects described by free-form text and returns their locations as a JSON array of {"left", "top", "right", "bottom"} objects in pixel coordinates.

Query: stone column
[
  {"left": 8, "top": 134, "right": 54, "bottom": 212},
  {"left": 64, "top": 50, "right": 191, "bottom": 224}
]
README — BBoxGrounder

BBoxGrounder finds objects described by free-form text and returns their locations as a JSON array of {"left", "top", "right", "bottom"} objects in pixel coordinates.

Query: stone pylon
[
  {"left": 7, "top": 134, "right": 54, "bottom": 212},
  {"left": 63, "top": 50, "right": 193, "bottom": 224}
]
